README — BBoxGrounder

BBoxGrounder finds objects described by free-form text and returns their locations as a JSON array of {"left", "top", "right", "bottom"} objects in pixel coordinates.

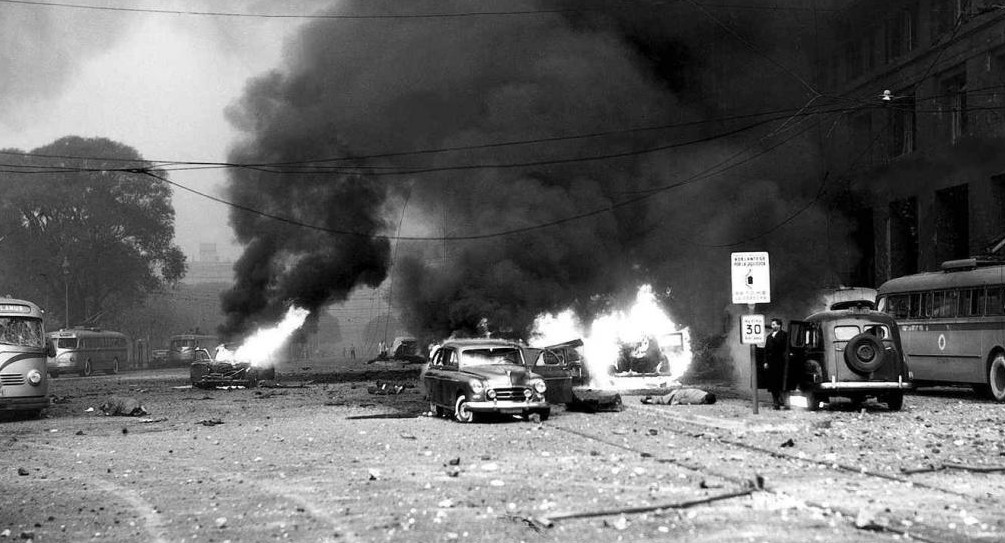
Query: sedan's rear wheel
[
  {"left": 886, "top": 391, "right": 904, "bottom": 411},
  {"left": 803, "top": 388, "right": 820, "bottom": 412},
  {"left": 454, "top": 395, "right": 475, "bottom": 423},
  {"left": 429, "top": 401, "right": 444, "bottom": 418},
  {"left": 988, "top": 354, "right": 1005, "bottom": 402}
]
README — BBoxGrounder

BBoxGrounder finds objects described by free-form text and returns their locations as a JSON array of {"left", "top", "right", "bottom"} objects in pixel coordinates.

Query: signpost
[{"left": 732, "top": 252, "right": 770, "bottom": 414}]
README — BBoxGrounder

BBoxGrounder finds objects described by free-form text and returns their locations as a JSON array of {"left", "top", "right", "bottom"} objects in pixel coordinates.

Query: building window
[
  {"left": 889, "top": 197, "right": 919, "bottom": 277},
  {"left": 942, "top": 72, "right": 967, "bottom": 143},
  {"left": 845, "top": 41, "right": 863, "bottom": 79},
  {"left": 888, "top": 93, "right": 916, "bottom": 157},
  {"left": 935, "top": 184, "right": 970, "bottom": 263},
  {"left": 885, "top": 4, "right": 918, "bottom": 62}
]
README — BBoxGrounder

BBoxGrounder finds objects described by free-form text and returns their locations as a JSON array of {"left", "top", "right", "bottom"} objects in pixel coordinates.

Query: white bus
[
  {"left": 47, "top": 328, "right": 130, "bottom": 377},
  {"left": 0, "top": 297, "right": 51, "bottom": 416},
  {"left": 876, "top": 258, "right": 1005, "bottom": 401}
]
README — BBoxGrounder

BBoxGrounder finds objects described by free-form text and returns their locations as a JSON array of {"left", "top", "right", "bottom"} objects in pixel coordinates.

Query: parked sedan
[{"left": 422, "top": 339, "right": 550, "bottom": 422}]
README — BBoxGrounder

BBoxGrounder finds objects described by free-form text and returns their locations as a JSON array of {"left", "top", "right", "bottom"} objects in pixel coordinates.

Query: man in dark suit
[{"left": 763, "top": 318, "right": 790, "bottom": 410}]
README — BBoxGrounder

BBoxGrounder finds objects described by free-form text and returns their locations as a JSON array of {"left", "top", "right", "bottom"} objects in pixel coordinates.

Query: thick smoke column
[{"left": 223, "top": 0, "right": 850, "bottom": 352}]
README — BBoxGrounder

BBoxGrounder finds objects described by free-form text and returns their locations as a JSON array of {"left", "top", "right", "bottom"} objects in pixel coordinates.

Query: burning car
[
  {"left": 422, "top": 339, "right": 550, "bottom": 422},
  {"left": 189, "top": 348, "right": 276, "bottom": 389}
]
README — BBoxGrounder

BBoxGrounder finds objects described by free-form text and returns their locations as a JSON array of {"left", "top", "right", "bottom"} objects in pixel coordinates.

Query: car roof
[{"left": 440, "top": 338, "right": 522, "bottom": 349}]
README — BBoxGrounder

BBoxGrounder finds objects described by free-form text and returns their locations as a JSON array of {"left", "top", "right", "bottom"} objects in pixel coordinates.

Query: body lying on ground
[{"left": 641, "top": 387, "right": 716, "bottom": 405}]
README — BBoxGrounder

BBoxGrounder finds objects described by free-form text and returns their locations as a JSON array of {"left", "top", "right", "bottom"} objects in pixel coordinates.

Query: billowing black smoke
[{"left": 222, "top": 0, "right": 849, "bottom": 345}]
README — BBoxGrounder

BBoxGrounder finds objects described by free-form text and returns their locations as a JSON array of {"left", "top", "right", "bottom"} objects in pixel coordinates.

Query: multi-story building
[{"left": 817, "top": 0, "right": 1005, "bottom": 285}]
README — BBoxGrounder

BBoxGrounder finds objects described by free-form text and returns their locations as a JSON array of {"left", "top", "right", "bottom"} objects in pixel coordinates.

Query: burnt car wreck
[{"left": 189, "top": 348, "right": 276, "bottom": 389}]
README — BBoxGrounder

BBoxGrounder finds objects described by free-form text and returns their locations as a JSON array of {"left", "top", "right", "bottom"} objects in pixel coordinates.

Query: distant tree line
[{"left": 0, "top": 136, "right": 186, "bottom": 329}]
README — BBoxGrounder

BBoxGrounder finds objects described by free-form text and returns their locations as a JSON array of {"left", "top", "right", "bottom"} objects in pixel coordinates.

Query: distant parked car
[
  {"left": 150, "top": 349, "right": 168, "bottom": 367},
  {"left": 422, "top": 339, "right": 550, "bottom": 422}
]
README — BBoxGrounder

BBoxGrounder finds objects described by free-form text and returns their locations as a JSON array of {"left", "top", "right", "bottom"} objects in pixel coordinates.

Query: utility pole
[{"left": 62, "top": 256, "right": 69, "bottom": 329}]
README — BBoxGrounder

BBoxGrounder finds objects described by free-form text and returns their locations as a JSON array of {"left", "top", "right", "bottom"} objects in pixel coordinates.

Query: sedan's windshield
[
  {"left": 0, "top": 317, "right": 44, "bottom": 348},
  {"left": 459, "top": 347, "right": 522, "bottom": 367}
]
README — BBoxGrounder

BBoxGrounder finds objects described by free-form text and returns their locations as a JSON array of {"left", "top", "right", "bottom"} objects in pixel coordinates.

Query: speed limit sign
[{"left": 741, "top": 314, "right": 765, "bottom": 344}]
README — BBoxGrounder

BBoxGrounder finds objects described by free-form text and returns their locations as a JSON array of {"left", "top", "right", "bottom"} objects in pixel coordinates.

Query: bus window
[
  {"left": 0, "top": 317, "right": 44, "bottom": 347},
  {"left": 934, "top": 290, "right": 957, "bottom": 318},
  {"left": 885, "top": 294, "right": 910, "bottom": 319},
  {"left": 56, "top": 337, "right": 78, "bottom": 349},
  {"left": 932, "top": 291, "right": 944, "bottom": 317},
  {"left": 923, "top": 292, "right": 933, "bottom": 317},
  {"left": 959, "top": 289, "right": 973, "bottom": 316},
  {"left": 987, "top": 287, "right": 1005, "bottom": 316},
  {"left": 908, "top": 293, "right": 922, "bottom": 318}
]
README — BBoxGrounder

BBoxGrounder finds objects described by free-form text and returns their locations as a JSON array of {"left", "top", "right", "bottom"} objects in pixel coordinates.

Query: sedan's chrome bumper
[
  {"left": 466, "top": 399, "right": 549, "bottom": 413},
  {"left": 817, "top": 381, "right": 912, "bottom": 391}
]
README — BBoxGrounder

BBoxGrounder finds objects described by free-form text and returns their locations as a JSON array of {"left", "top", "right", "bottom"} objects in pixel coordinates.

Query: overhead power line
[
  {"left": 0, "top": 0, "right": 841, "bottom": 18},
  {"left": 0, "top": 0, "right": 602, "bottom": 19}
]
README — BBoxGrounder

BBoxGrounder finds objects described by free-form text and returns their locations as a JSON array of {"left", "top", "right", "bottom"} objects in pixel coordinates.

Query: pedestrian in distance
[
  {"left": 763, "top": 317, "right": 791, "bottom": 410},
  {"left": 350, "top": 344, "right": 356, "bottom": 360}
]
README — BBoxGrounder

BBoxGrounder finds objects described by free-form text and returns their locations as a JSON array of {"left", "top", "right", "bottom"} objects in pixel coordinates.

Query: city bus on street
[
  {"left": 0, "top": 297, "right": 52, "bottom": 417},
  {"left": 166, "top": 333, "right": 220, "bottom": 367},
  {"left": 876, "top": 257, "right": 1005, "bottom": 401},
  {"left": 47, "top": 327, "right": 130, "bottom": 377}
]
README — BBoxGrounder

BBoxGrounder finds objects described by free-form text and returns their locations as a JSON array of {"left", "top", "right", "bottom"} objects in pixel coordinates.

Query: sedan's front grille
[
  {"left": 0, "top": 373, "right": 26, "bottom": 386},
  {"left": 492, "top": 387, "right": 526, "bottom": 401}
]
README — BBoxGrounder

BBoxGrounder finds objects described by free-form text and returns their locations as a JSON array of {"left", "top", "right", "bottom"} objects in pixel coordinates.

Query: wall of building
[{"left": 817, "top": 0, "right": 1005, "bottom": 285}]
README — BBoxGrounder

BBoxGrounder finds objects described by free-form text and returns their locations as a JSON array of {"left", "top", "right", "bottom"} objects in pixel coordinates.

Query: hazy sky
[{"left": 0, "top": 0, "right": 326, "bottom": 261}]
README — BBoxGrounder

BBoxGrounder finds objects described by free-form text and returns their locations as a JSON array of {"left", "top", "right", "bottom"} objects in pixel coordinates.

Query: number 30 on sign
[{"left": 741, "top": 314, "right": 765, "bottom": 344}]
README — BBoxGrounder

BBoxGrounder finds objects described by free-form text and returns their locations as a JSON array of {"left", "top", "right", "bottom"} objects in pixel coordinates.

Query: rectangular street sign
[
  {"left": 731, "top": 252, "right": 770, "bottom": 304},
  {"left": 740, "top": 314, "right": 765, "bottom": 344}
]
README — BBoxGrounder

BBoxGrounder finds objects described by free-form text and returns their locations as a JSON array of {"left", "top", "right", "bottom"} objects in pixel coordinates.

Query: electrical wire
[{"left": 0, "top": 0, "right": 601, "bottom": 19}]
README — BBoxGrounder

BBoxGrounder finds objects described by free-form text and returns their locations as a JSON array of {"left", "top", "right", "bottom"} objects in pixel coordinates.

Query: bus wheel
[
  {"left": 988, "top": 354, "right": 1005, "bottom": 402},
  {"left": 108, "top": 358, "right": 120, "bottom": 375},
  {"left": 80, "top": 359, "right": 93, "bottom": 377}
]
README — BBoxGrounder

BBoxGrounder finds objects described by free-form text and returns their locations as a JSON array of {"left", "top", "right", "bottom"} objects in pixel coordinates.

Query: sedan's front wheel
[{"left": 454, "top": 395, "right": 476, "bottom": 423}]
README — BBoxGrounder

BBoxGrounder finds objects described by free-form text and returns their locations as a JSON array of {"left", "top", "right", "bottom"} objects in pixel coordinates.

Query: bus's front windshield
[
  {"left": 170, "top": 339, "right": 195, "bottom": 350},
  {"left": 56, "top": 338, "right": 79, "bottom": 349},
  {"left": 459, "top": 348, "right": 522, "bottom": 367},
  {"left": 0, "top": 317, "right": 44, "bottom": 348}
]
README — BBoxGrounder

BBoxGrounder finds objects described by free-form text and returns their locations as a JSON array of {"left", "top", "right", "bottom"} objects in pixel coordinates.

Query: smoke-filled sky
[
  {"left": 217, "top": 0, "right": 847, "bottom": 339},
  {"left": 2, "top": 0, "right": 852, "bottom": 343}
]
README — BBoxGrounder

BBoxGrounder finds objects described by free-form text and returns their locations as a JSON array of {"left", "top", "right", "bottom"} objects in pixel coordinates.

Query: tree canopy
[{"left": 0, "top": 136, "right": 186, "bottom": 328}]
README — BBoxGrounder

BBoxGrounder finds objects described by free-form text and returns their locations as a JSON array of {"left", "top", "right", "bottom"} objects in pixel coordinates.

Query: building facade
[{"left": 817, "top": 0, "right": 1005, "bottom": 285}]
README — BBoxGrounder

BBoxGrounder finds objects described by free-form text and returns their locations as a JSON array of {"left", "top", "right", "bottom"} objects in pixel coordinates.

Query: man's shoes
[{"left": 772, "top": 404, "right": 781, "bottom": 410}]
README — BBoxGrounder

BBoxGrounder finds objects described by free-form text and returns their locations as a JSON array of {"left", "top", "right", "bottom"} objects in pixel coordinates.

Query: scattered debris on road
[{"left": 98, "top": 397, "right": 148, "bottom": 416}]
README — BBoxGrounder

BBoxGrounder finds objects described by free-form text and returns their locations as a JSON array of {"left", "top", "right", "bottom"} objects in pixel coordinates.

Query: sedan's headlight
[
  {"left": 469, "top": 380, "right": 485, "bottom": 394},
  {"left": 27, "top": 369, "right": 43, "bottom": 386},
  {"left": 531, "top": 379, "right": 546, "bottom": 394}
]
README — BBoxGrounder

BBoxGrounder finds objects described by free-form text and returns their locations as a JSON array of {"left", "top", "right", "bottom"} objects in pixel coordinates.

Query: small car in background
[
  {"left": 789, "top": 301, "right": 912, "bottom": 411},
  {"left": 422, "top": 339, "right": 550, "bottom": 422},
  {"left": 150, "top": 349, "right": 168, "bottom": 367},
  {"left": 189, "top": 348, "right": 276, "bottom": 389}
]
